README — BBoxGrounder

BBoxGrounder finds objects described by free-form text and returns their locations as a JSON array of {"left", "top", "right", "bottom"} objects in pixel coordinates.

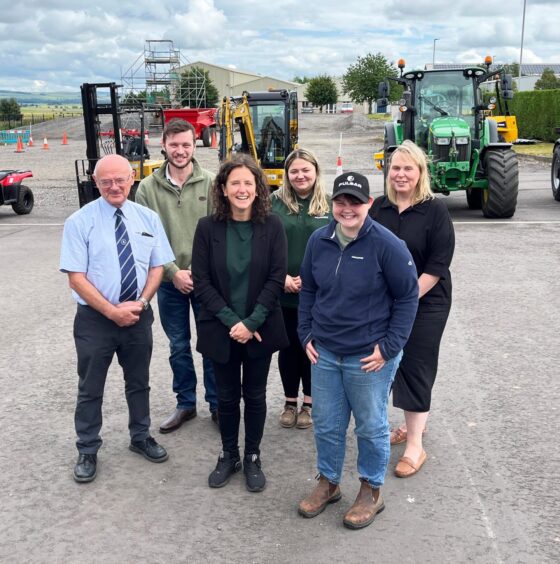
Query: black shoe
[
  {"left": 208, "top": 451, "right": 241, "bottom": 488},
  {"left": 211, "top": 410, "right": 219, "bottom": 425},
  {"left": 243, "top": 454, "right": 266, "bottom": 492},
  {"left": 73, "top": 453, "right": 97, "bottom": 483},
  {"left": 129, "top": 437, "right": 169, "bottom": 463}
]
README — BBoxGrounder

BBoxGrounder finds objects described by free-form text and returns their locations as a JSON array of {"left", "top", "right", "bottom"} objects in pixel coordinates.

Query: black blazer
[{"left": 192, "top": 214, "right": 289, "bottom": 364}]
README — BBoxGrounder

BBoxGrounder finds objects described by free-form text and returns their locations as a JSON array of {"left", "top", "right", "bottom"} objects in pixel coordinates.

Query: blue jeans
[
  {"left": 157, "top": 282, "right": 217, "bottom": 412},
  {"left": 311, "top": 344, "right": 402, "bottom": 487}
]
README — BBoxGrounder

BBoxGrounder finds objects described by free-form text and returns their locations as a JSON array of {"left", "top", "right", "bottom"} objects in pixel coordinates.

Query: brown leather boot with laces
[
  {"left": 298, "top": 475, "right": 341, "bottom": 518},
  {"left": 342, "top": 480, "right": 384, "bottom": 529}
]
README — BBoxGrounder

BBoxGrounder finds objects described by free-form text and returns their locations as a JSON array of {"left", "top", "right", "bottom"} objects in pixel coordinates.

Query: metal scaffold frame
[{"left": 120, "top": 39, "right": 206, "bottom": 108}]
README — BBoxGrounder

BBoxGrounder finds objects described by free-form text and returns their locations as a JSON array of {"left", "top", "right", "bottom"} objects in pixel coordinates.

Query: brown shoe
[
  {"left": 159, "top": 407, "right": 197, "bottom": 434},
  {"left": 342, "top": 481, "right": 385, "bottom": 530},
  {"left": 394, "top": 450, "right": 427, "bottom": 478},
  {"left": 295, "top": 406, "right": 312, "bottom": 429},
  {"left": 279, "top": 405, "right": 297, "bottom": 428},
  {"left": 298, "top": 475, "right": 341, "bottom": 518}
]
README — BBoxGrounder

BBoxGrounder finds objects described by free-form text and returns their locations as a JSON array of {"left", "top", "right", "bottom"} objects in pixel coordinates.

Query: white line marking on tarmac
[
  {"left": 446, "top": 426, "right": 503, "bottom": 563},
  {"left": 453, "top": 220, "right": 560, "bottom": 225}
]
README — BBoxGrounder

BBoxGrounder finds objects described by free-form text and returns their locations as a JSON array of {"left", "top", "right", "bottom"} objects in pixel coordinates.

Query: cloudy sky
[{"left": 0, "top": 0, "right": 558, "bottom": 92}]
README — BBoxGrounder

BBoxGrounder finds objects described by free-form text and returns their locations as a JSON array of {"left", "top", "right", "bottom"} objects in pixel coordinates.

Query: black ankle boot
[
  {"left": 208, "top": 451, "right": 241, "bottom": 488},
  {"left": 243, "top": 454, "right": 266, "bottom": 492}
]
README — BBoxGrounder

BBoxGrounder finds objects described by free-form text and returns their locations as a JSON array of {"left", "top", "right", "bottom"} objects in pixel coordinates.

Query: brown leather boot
[
  {"left": 298, "top": 475, "right": 341, "bottom": 518},
  {"left": 342, "top": 480, "right": 384, "bottom": 529}
]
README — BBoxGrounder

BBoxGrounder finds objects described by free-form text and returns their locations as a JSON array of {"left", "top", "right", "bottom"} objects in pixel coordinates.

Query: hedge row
[{"left": 508, "top": 89, "right": 560, "bottom": 142}]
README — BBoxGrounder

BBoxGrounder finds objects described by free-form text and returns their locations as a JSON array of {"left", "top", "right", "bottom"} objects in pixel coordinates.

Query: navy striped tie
[{"left": 114, "top": 209, "right": 138, "bottom": 302}]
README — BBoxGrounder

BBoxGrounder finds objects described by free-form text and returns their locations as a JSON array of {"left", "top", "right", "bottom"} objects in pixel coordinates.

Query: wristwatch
[{"left": 138, "top": 297, "right": 150, "bottom": 311}]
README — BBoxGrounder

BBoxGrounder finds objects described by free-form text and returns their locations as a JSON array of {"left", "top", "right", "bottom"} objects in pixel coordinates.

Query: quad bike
[{"left": 0, "top": 169, "right": 34, "bottom": 214}]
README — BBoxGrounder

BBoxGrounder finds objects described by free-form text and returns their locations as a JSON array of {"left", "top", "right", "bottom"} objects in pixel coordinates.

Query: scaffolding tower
[{"left": 121, "top": 40, "right": 206, "bottom": 108}]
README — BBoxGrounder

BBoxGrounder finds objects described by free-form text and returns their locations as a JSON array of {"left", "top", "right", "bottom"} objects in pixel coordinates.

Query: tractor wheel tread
[{"left": 482, "top": 149, "right": 518, "bottom": 218}]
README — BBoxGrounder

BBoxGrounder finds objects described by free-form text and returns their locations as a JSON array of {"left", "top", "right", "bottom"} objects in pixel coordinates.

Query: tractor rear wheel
[
  {"left": 12, "top": 185, "right": 34, "bottom": 215},
  {"left": 552, "top": 146, "right": 560, "bottom": 201},
  {"left": 482, "top": 149, "right": 518, "bottom": 218},
  {"left": 202, "top": 127, "right": 212, "bottom": 147},
  {"left": 466, "top": 188, "right": 483, "bottom": 210}
]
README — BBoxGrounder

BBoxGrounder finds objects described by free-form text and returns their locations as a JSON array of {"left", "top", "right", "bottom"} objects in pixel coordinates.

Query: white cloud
[{"left": 0, "top": 0, "right": 558, "bottom": 92}]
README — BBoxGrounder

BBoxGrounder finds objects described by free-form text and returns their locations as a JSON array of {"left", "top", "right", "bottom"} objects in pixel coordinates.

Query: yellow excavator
[{"left": 218, "top": 89, "right": 298, "bottom": 188}]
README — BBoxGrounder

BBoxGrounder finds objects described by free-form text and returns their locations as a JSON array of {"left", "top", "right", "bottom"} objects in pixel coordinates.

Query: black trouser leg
[
  {"left": 74, "top": 306, "right": 116, "bottom": 454},
  {"left": 278, "top": 307, "right": 311, "bottom": 398},
  {"left": 212, "top": 346, "right": 243, "bottom": 457},
  {"left": 242, "top": 352, "right": 272, "bottom": 456},
  {"left": 116, "top": 307, "right": 154, "bottom": 442}
]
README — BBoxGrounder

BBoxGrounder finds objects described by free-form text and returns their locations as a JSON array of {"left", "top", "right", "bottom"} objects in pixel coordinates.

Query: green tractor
[{"left": 375, "top": 59, "right": 519, "bottom": 218}]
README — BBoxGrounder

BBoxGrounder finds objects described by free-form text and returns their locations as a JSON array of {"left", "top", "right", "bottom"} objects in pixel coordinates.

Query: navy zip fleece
[{"left": 298, "top": 216, "right": 419, "bottom": 360}]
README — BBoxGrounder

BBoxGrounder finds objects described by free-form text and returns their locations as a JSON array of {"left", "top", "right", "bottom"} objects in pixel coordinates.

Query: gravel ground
[{"left": 1, "top": 112, "right": 558, "bottom": 563}]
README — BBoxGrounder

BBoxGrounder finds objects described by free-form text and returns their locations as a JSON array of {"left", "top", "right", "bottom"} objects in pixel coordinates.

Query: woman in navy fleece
[{"left": 297, "top": 172, "right": 418, "bottom": 530}]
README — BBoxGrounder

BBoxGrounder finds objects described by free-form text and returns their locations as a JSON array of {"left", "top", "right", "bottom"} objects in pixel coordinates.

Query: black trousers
[
  {"left": 278, "top": 306, "right": 311, "bottom": 398},
  {"left": 212, "top": 342, "right": 272, "bottom": 457},
  {"left": 73, "top": 304, "right": 154, "bottom": 454}
]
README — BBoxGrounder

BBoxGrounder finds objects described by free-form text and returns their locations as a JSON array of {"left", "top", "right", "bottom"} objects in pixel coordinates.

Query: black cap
[{"left": 332, "top": 172, "right": 370, "bottom": 203}]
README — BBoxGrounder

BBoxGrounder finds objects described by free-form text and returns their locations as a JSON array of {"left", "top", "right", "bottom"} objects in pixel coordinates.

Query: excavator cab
[{"left": 218, "top": 90, "right": 298, "bottom": 188}]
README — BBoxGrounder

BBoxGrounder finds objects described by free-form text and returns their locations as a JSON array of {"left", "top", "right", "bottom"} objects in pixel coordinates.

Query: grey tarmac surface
[{"left": 0, "top": 113, "right": 558, "bottom": 563}]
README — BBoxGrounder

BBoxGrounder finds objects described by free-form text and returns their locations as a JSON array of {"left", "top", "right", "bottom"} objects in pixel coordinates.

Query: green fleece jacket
[
  {"left": 271, "top": 193, "right": 332, "bottom": 308},
  {"left": 136, "top": 158, "right": 214, "bottom": 281}
]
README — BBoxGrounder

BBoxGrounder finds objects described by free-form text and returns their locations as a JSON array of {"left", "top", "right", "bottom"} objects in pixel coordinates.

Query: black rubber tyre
[
  {"left": 12, "top": 185, "right": 34, "bottom": 215},
  {"left": 383, "top": 124, "right": 397, "bottom": 195},
  {"left": 466, "top": 188, "right": 483, "bottom": 210},
  {"left": 202, "top": 127, "right": 212, "bottom": 147},
  {"left": 481, "top": 149, "right": 518, "bottom": 218},
  {"left": 551, "top": 146, "right": 560, "bottom": 202}
]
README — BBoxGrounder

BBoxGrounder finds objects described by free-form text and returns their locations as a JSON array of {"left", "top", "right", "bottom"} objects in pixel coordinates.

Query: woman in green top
[
  {"left": 192, "top": 155, "right": 288, "bottom": 492},
  {"left": 271, "top": 149, "right": 332, "bottom": 430}
]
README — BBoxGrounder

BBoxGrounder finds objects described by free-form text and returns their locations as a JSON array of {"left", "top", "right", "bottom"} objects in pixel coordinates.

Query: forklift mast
[{"left": 81, "top": 82, "right": 123, "bottom": 176}]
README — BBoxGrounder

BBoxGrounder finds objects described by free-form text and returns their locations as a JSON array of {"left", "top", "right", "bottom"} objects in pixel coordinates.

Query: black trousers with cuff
[{"left": 73, "top": 304, "right": 154, "bottom": 454}]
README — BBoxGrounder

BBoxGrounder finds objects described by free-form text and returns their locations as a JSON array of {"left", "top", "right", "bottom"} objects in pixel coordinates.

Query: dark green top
[
  {"left": 271, "top": 194, "right": 332, "bottom": 308},
  {"left": 215, "top": 220, "right": 268, "bottom": 332}
]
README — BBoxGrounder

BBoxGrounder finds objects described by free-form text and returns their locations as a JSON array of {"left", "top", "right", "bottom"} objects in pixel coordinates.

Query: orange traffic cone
[
  {"left": 14, "top": 136, "right": 24, "bottom": 153},
  {"left": 42, "top": 137, "right": 49, "bottom": 150},
  {"left": 211, "top": 129, "right": 217, "bottom": 149},
  {"left": 336, "top": 155, "right": 343, "bottom": 176},
  {"left": 62, "top": 131, "right": 68, "bottom": 145},
  {"left": 28, "top": 135, "right": 34, "bottom": 147}
]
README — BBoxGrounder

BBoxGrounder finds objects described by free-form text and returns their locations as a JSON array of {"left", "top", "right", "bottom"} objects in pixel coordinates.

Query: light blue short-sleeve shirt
[{"left": 60, "top": 197, "right": 175, "bottom": 305}]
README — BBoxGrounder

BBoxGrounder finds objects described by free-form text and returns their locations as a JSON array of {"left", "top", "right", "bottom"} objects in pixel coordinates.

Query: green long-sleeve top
[
  {"left": 215, "top": 220, "right": 268, "bottom": 332},
  {"left": 271, "top": 193, "right": 332, "bottom": 308}
]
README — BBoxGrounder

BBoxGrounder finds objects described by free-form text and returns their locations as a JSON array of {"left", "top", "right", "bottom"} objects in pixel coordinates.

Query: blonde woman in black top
[{"left": 370, "top": 140, "right": 455, "bottom": 478}]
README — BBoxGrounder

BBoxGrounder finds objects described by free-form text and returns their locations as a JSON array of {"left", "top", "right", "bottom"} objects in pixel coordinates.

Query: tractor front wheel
[
  {"left": 482, "top": 150, "right": 518, "bottom": 218},
  {"left": 466, "top": 188, "right": 483, "bottom": 210},
  {"left": 551, "top": 146, "right": 560, "bottom": 202},
  {"left": 12, "top": 185, "right": 34, "bottom": 215}
]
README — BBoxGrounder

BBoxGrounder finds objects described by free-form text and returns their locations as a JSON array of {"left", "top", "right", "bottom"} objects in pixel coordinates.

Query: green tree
[
  {"left": 305, "top": 75, "right": 338, "bottom": 113},
  {"left": 293, "top": 75, "right": 311, "bottom": 84},
  {"left": 535, "top": 67, "right": 560, "bottom": 90},
  {"left": 121, "top": 90, "right": 147, "bottom": 106},
  {"left": 342, "top": 53, "right": 401, "bottom": 113},
  {"left": 502, "top": 62, "right": 520, "bottom": 77},
  {"left": 0, "top": 97, "right": 22, "bottom": 118},
  {"left": 180, "top": 67, "right": 219, "bottom": 108}
]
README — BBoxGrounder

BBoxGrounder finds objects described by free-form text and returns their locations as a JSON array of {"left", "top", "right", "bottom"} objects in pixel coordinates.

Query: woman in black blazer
[{"left": 192, "top": 154, "right": 288, "bottom": 493}]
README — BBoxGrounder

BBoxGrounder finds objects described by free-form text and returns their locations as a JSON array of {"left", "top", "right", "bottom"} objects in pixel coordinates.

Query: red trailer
[{"left": 163, "top": 108, "right": 217, "bottom": 147}]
